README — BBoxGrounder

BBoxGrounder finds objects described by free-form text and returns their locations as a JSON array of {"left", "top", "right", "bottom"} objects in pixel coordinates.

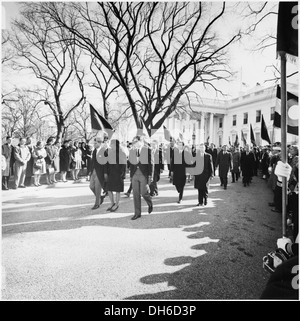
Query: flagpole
[{"left": 279, "top": 51, "right": 287, "bottom": 237}]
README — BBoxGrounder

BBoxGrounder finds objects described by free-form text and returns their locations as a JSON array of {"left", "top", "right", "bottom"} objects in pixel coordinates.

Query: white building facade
[{"left": 164, "top": 83, "right": 298, "bottom": 147}]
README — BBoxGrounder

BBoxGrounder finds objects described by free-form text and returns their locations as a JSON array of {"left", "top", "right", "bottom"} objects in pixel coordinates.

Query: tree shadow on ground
[{"left": 2, "top": 175, "right": 281, "bottom": 300}]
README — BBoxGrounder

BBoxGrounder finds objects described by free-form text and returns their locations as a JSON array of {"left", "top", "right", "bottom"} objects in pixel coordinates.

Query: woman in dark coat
[
  {"left": 59, "top": 140, "right": 71, "bottom": 182},
  {"left": 193, "top": 143, "right": 214, "bottom": 206},
  {"left": 104, "top": 139, "right": 127, "bottom": 212},
  {"left": 170, "top": 141, "right": 192, "bottom": 203}
]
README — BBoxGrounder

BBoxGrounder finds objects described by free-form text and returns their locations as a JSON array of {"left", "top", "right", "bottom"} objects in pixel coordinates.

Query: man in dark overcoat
[
  {"left": 216, "top": 144, "right": 232, "bottom": 189},
  {"left": 206, "top": 143, "right": 218, "bottom": 176},
  {"left": 170, "top": 141, "right": 192, "bottom": 203},
  {"left": 240, "top": 145, "right": 256, "bottom": 187},
  {"left": 193, "top": 143, "right": 214, "bottom": 206}
]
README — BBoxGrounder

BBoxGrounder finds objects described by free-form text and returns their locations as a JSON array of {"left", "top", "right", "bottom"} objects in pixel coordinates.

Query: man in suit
[
  {"left": 193, "top": 143, "right": 214, "bottom": 206},
  {"left": 216, "top": 144, "right": 232, "bottom": 190},
  {"left": 129, "top": 135, "right": 153, "bottom": 220},
  {"left": 89, "top": 137, "right": 106, "bottom": 210},
  {"left": 206, "top": 143, "right": 218, "bottom": 176},
  {"left": 165, "top": 138, "right": 175, "bottom": 182},
  {"left": 13, "top": 137, "right": 31, "bottom": 189},
  {"left": 150, "top": 140, "right": 164, "bottom": 196}
]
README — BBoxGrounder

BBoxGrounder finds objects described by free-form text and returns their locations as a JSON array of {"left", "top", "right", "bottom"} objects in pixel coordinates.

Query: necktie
[{"left": 137, "top": 149, "right": 140, "bottom": 157}]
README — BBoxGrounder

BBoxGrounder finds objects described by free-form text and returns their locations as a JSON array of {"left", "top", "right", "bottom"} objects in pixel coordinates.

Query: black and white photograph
[{"left": 1, "top": 1, "right": 299, "bottom": 304}]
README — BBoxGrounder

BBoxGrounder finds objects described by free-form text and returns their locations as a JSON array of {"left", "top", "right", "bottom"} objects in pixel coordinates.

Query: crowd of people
[
  {"left": 1, "top": 134, "right": 298, "bottom": 229},
  {"left": 2, "top": 133, "right": 298, "bottom": 298}
]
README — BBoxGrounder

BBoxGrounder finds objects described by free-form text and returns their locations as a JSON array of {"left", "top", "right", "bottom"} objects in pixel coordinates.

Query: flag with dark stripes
[
  {"left": 261, "top": 115, "right": 272, "bottom": 144},
  {"left": 241, "top": 130, "right": 247, "bottom": 146},
  {"left": 90, "top": 104, "right": 114, "bottom": 138},
  {"left": 274, "top": 85, "right": 298, "bottom": 135},
  {"left": 234, "top": 134, "right": 239, "bottom": 147},
  {"left": 250, "top": 124, "right": 256, "bottom": 146}
]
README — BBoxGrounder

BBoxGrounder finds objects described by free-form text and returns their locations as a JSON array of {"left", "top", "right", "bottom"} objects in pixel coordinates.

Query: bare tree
[
  {"left": 39, "top": 2, "right": 242, "bottom": 136},
  {"left": 68, "top": 102, "right": 97, "bottom": 143},
  {"left": 1, "top": 30, "right": 15, "bottom": 65},
  {"left": 9, "top": 3, "right": 86, "bottom": 142},
  {"left": 241, "top": 2, "right": 298, "bottom": 83},
  {"left": 2, "top": 88, "right": 43, "bottom": 138},
  {"left": 88, "top": 54, "right": 121, "bottom": 120}
]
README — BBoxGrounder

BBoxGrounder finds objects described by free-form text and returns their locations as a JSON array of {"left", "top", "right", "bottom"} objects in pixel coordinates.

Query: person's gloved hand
[
  {"left": 274, "top": 161, "right": 292, "bottom": 180},
  {"left": 277, "top": 237, "right": 292, "bottom": 251}
]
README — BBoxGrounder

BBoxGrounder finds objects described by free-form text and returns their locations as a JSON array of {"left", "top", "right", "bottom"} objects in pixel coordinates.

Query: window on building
[
  {"left": 256, "top": 110, "right": 261, "bottom": 122},
  {"left": 232, "top": 115, "right": 237, "bottom": 126},
  {"left": 270, "top": 107, "right": 275, "bottom": 121},
  {"left": 243, "top": 113, "right": 248, "bottom": 124},
  {"left": 219, "top": 118, "right": 223, "bottom": 128}
]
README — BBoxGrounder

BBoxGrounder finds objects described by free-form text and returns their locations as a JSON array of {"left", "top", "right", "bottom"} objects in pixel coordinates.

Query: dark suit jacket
[
  {"left": 194, "top": 152, "right": 213, "bottom": 190},
  {"left": 91, "top": 147, "right": 107, "bottom": 189},
  {"left": 129, "top": 146, "right": 153, "bottom": 178}
]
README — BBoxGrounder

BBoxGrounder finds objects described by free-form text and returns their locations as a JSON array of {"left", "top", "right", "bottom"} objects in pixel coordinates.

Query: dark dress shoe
[
  {"left": 100, "top": 195, "right": 105, "bottom": 205},
  {"left": 177, "top": 200, "right": 181, "bottom": 204},
  {"left": 131, "top": 215, "right": 141, "bottom": 220},
  {"left": 148, "top": 204, "right": 153, "bottom": 214},
  {"left": 110, "top": 204, "right": 119, "bottom": 212},
  {"left": 268, "top": 202, "right": 275, "bottom": 207},
  {"left": 224, "top": 186, "right": 227, "bottom": 190},
  {"left": 91, "top": 204, "right": 100, "bottom": 210},
  {"left": 204, "top": 199, "right": 207, "bottom": 205},
  {"left": 197, "top": 203, "right": 203, "bottom": 206},
  {"left": 107, "top": 204, "right": 115, "bottom": 211}
]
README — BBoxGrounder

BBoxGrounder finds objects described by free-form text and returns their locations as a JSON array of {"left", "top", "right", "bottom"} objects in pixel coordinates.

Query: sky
[{"left": 1, "top": 1, "right": 298, "bottom": 102}]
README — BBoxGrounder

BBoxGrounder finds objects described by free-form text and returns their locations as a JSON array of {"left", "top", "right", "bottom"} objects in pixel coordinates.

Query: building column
[
  {"left": 222, "top": 114, "right": 228, "bottom": 147},
  {"left": 199, "top": 112, "right": 205, "bottom": 143},
  {"left": 209, "top": 112, "right": 214, "bottom": 145}
]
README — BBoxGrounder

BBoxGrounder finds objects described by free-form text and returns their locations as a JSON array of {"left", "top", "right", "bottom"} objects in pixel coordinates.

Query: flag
[
  {"left": 228, "top": 137, "right": 232, "bottom": 147},
  {"left": 276, "top": 2, "right": 298, "bottom": 60},
  {"left": 261, "top": 115, "right": 271, "bottom": 144},
  {"left": 206, "top": 136, "right": 210, "bottom": 145},
  {"left": 163, "top": 125, "right": 172, "bottom": 141},
  {"left": 179, "top": 132, "right": 183, "bottom": 141},
  {"left": 274, "top": 85, "right": 298, "bottom": 135},
  {"left": 241, "top": 130, "right": 247, "bottom": 145},
  {"left": 250, "top": 124, "right": 256, "bottom": 146},
  {"left": 234, "top": 134, "right": 239, "bottom": 147},
  {"left": 90, "top": 104, "right": 114, "bottom": 139}
]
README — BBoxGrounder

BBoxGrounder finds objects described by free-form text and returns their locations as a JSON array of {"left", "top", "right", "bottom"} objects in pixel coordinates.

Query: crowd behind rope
[{"left": 1, "top": 134, "right": 298, "bottom": 235}]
